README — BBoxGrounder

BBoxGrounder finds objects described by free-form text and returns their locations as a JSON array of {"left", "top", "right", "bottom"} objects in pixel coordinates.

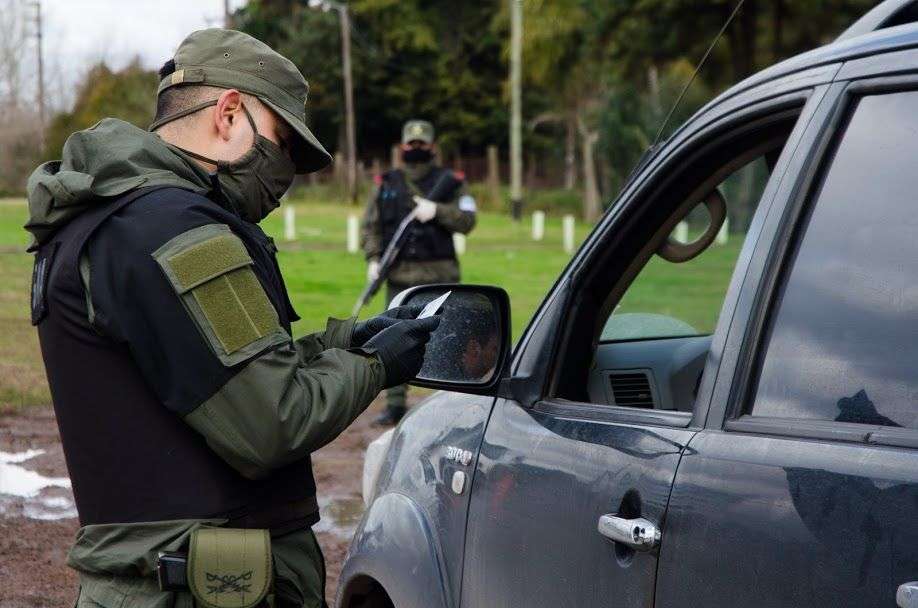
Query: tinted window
[{"left": 751, "top": 92, "right": 918, "bottom": 429}]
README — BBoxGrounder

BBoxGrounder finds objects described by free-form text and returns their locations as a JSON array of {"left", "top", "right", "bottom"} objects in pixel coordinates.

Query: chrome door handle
[
  {"left": 898, "top": 582, "right": 918, "bottom": 607},
  {"left": 597, "top": 514, "right": 661, "bottom": 551}
]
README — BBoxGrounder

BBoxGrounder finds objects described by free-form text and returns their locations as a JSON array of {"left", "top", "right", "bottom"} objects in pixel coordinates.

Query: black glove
[
  {"left": 364, "top": 315, "right": 442, "bottom": 388},
  {"left": 352, "top": 304, "right": 424, "bottom": 347}
]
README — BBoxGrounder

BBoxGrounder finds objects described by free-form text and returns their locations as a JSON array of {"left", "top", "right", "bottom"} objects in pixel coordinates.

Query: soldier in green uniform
[
  {"left": 25, "top": 29, "right": 440, "bottom": 608},
  {"left": 360, "top": 120, "right": 476, "bottom": 426}
]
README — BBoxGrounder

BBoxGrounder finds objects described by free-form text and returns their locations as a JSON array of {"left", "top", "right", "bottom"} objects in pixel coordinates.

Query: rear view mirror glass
[{"left": 389, "top": 284, "right": 510, "bottom": 392}]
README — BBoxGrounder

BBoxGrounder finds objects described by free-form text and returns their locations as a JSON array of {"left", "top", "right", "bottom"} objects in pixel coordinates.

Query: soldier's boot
[{"left": 373, "top": 385, "right": 407, "bottom": 426}]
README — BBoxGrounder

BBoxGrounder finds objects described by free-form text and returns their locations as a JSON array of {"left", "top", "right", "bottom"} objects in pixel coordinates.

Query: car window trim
[
  {"left": 718, "top": 73, "right": 918, "bottom": 446},
  {"left": 535, "top": 92, "right": 816, "bottom": 430},
  {"left": 534, "top": 399, "right": 693, "bottom": 429}
]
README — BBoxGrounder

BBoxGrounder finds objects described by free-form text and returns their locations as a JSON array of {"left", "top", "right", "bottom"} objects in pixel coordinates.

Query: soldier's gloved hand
[
  {"left": 367, "top": 259, "right": 380, "bottom": 282},
  {"left": 412, "top": 196, "right": 438, "bottom": 223},
  {"left": 364, "top": 315, "right": 442, "bottom": 388},
  {"left": 351, "top": 304, "right": 424, "bottom": 347}
]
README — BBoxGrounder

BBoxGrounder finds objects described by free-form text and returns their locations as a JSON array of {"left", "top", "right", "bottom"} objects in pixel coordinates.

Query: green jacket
[
  {"left": 360, "top": 163, "right": 476, "bottom": 286},
  {"left": 27, "top": 119, "right": 383, "bottom": 607}
]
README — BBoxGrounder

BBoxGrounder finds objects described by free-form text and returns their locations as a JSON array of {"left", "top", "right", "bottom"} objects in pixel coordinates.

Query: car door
[
  {"left": 656, "top": 76, "right": 918, "bottom": 608},
  {"left": 458, "top": 75, "right": 830, "bottom": 608}
]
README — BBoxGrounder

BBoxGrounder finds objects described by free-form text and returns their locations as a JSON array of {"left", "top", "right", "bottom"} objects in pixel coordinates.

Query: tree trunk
[
  {"left": 578, "top": 117, "right": 601, "bottom": 222},
  {"left": 487, "top": 145, "right": 501, "bottom": 206},
  {"left": 772, "top": 0, "right": 785, "bottom": 63},
  {"left": 726, "top": 0, "right": 759, "bottom": 83},
  {"left": 564, "top": 116, "right": 576, "bottom": 190},
  {"left": 526, "top": 151, "right": 537, "bottom": 190},
  {"left": 647, "top": 65, "right": 661, "bottom": 119}
]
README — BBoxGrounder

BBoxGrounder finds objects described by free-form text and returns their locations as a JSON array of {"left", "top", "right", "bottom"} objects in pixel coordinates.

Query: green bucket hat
[
  {"left": 154, "top": 28, "right": 331, "bottom": 173},
  {"left": 402, "top": 120, "right": 435, "bottom": 145}
]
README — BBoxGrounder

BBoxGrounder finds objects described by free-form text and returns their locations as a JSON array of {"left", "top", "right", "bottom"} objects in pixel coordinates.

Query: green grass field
[{"left": 0, "top": 196, "right": 743, "bottom": 411}]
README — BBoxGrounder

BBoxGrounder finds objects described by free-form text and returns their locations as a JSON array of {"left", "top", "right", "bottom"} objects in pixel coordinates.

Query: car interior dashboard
[{"left": 587, "top": 335, "right": 711, "bottom": 412}]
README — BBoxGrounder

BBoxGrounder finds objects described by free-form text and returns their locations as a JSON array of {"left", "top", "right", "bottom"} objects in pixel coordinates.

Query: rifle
[{"left": 352, "top": 170, "right": 463, "bottom": 316}]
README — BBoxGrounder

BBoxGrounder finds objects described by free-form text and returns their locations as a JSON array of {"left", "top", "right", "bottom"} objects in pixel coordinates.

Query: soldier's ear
[{"left": 213, "top": 89, "right": 243, "bottom": 141}]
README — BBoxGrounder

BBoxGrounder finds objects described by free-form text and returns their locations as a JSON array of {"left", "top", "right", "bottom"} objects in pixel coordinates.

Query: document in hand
[{"left": 418, "top": 291, "right": 451, "bottom": 319}]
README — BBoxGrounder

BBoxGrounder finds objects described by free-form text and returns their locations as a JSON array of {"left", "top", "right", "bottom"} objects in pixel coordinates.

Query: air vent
[{"left": 609, "top": 371, "right": 655, "bottom": 409}]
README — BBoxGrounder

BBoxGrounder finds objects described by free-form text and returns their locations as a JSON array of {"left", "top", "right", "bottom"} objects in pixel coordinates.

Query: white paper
[{"left": 418, "top": 291, "right": 451, "bottom": 319}]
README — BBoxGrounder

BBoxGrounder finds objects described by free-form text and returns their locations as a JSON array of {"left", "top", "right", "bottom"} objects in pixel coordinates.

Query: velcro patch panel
[{"left": 154, "top": 224, "right": 286, "bottom": 366}]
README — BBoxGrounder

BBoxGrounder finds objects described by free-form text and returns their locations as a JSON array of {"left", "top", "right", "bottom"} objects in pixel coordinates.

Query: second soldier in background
[{"left": 361, "top": 119, "right": 477, "bottom": 426}]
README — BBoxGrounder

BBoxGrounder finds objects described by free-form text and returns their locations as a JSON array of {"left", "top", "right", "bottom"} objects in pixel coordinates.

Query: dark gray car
[{"left": 338, "top": 2, "right": 918, "bottom": 606}]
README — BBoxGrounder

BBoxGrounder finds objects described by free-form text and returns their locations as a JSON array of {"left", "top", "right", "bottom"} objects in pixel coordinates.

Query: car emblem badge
[{"left": 445, "top": 446, "right": 473, "bottom": 467}]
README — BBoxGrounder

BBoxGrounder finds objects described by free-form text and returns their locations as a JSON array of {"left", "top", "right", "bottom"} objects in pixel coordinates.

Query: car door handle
[
  {"left": 898, "top": 582, "right": 918, "bottom": 607},
  {"left": 597, "top": 514, "right": 661, "bottom": 551}
]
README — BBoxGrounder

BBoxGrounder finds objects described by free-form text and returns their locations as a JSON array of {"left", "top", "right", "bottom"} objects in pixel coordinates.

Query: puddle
[
  {"left": 313, "top": 495, "right": 365, "bottom": 540},
  {"left": 0, "top": 449, "right": 77, "bottom": 520}
]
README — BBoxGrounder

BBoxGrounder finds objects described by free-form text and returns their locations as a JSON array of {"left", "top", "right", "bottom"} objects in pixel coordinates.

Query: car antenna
[{"left": 650, "top": 0, "right": 748, "bottom": 148}]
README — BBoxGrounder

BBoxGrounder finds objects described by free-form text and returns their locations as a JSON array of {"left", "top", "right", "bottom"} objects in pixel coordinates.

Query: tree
[
  {"left": 42, "top": 60, "right": 157, "bottom": 160},
  {"left": 235, "top": 0, "right": 511, "bottom": 162},
  {"left": 0, "top": 0, "right": 41, "bottom": 194}
]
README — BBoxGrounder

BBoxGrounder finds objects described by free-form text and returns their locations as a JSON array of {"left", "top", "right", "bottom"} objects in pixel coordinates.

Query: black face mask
[
  {"left": 401, "top": 147, "right": 433, "bottom": 164},
  {"left": 154, "top": 100, "right": 296, "bottom": 223}
]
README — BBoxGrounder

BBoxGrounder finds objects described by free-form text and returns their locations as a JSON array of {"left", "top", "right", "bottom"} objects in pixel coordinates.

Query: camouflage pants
[
  {"left": 74, "top": 528, "right": 327, "bottom": 608},
  {"left": 385, "top": 282, "right": 412, "bottom": 412}
]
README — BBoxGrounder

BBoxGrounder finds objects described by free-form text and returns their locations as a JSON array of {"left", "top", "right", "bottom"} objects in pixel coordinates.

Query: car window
[
  {"left": 601, "top": 156, "right": 771, "bottom": 342},
  {"left": 550, "top": 105, "right": 807, "bottom": 410},
  {"left": 749, "top": 92, "right": 918, "bottom": 429}
]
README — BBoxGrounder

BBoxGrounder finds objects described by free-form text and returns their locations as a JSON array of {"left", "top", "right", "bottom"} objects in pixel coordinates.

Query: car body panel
[
  {"left": 657, "top": 429, "right": 918, "bottom": 608},
  {"left": 339, "top": 492, "right": 450, "bottom": 608},
  {"left": 459, "top": 398, "right": 694, "bottom": 608},
  {"left": 337, "top": 391, "right": 494, "bottom": 608}
]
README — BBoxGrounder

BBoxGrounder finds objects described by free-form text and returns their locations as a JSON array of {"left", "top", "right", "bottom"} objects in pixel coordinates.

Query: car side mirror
[{"left": 389, "top": 284, "right": 511, "bottom": 395}]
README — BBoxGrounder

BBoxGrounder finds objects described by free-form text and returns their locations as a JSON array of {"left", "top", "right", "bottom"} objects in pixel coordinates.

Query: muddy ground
[{"left": 0, "top": 396, "right": 404, "bottom": 607}]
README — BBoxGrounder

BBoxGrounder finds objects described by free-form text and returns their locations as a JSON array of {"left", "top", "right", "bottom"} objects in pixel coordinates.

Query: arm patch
[{"left": 154, "top": 224, "right": 287, "bottom": 366}]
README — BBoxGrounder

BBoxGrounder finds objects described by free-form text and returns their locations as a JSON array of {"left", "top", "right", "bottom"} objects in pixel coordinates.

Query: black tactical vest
[
  {"left": 377, "top": 167, "right": 458, "bottom": 262},
  {"left": 32, "top": 188, "right": 318, "bottom": 532}
]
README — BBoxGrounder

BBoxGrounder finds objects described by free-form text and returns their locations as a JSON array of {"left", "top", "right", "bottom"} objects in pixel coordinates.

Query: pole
[
  {"left": 339, "top": 5, "right": 358, "bottom": 205},
  {"left": 509, "top": 0, "right": 523, "bottom": 221},
  {"left": 284, "top": 206, "right": 296, "bottom": 241},
  {"left": 563, "top": 215, "right": 575, "bottom": 254},
  {"left": 347, "top": 214, "right": 359, "bottom": 253},
  {"left": 31, "top": 0, "right": 45, "bottom": 152},
  {"left": 224, "top": 0, "right": 232, "bottom": 27}
]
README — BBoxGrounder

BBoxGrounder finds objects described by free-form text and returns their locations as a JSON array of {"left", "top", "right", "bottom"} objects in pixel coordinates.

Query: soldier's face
[
  {"left": 401, "top": 141, "right": 433, "bottom": 152},
  {"left": 209, "top": 89, "right": 295, "bottom": 164}
]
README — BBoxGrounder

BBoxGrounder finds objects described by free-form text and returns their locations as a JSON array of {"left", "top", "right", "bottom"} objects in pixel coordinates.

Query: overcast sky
[{"left": 40, "top": 0, "right": 246, "bottom": 106}]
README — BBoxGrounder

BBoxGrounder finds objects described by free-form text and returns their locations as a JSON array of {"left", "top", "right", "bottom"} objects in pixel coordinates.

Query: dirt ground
[{"left": 0, "top": 396, "right": 405, "bottom": 607}]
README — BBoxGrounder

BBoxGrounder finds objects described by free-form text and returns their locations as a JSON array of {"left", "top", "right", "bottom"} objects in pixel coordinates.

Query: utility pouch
[{"left": 187, "top": 527, "right": 272, "bottom": 608}]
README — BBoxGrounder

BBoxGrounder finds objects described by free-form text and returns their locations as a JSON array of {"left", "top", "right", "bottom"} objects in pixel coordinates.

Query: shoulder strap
[
  {"left": 61, "top": 186, "right": 173, "bottom": 255},
  {"left": 54, "top": 186, "right": 179, "bottom": 328}
]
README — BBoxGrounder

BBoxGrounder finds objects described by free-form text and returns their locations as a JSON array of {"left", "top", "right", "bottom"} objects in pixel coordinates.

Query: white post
[
  {"left": 715, "top": 217, "right": 729, "bottom": 245},
  {"left": 453, "top": 233, "right": 466, "bottom": 255},
  {"left": 563, "top": 214, "right": 575, "bottom": 254},
  {"left": 532, "top": 211, "right": 545, "bottom": 241},
  {"left": 346, "top": 214, "right": 359, "bottom": 253},
  {"left": 284, "top": 206, "right": 296, "bottom": 241},
  {"left": 674, "top": 221, "right": 688, "bottom": 243}
]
